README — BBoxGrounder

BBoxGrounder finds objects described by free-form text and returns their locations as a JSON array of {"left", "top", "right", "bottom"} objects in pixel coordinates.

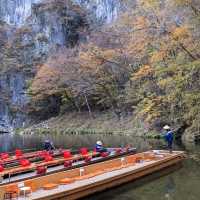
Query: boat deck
[
  {"left": 1, "top": 157, "right": 100, "bottom": 184},
  {"left": 13, "top": 150, "right": 185, "bottom": 200},
  {"left": 19, "top": 160, "right": 157, "bottom": 200},
  {"left": 0, "top": 148, "right": 136, "bottom": 184}
]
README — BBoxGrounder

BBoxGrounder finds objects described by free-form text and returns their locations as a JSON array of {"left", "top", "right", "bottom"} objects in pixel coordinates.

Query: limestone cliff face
[
  {"left": 0, "top": 0, "right": 88, "bottom": 132},
  {"left": 0, "top": 0, "right": 123, "bottom": 132},
  {"left": 0, "top": 72, "right": 29, "bottom": 133},
  {"left": 74, "top": 0, "right": 122, "bottom": 24},
  {"left": 0, "top": 0, "right": 122, "bottom": 26},
  {"left": 0, "top": 0, "right": 41, "bottom": 26}
]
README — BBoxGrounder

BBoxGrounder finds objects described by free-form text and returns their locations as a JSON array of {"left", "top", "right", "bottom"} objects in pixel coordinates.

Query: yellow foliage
[
  {"left": 131, "top": 65, "right": 154, "bottom": 80},
  {"left": 31, "top": 64, "right": 61, "bottom": 98},
  {"left": 158, "top": 77, "right": 173, "bottom": 89},
  {"left": 172, "top": 26, "right": 189, "bottom": 40},
  {"left": 151, "top": 51, "right": 166, "bottom": 63},
  {"left": 174, "top": 0, "right": 192, "bottom": 6},
  {"left": 139, "top": 96, "right": 163, "bottom": 123},
  {"left": 135, "top": 16, "right": 148, "bottom": 29},
  {"left": 140, "top": 0, "right": 161, "bottom": 10},
  {"left": 79, "top": 51, "right": 103, "bottom": 69}
]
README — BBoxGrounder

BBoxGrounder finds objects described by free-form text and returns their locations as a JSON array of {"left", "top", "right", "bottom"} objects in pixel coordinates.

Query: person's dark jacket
[{"left": 164, "top": 131, "right": 174, "bottom": 143}]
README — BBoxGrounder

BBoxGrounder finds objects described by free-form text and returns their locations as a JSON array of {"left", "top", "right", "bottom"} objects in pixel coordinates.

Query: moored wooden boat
[
  {"left": 1, "top": 148, "right": 89, "bottom": 169},
  {"left": 0, "top": 147, "right": 128, "bottom": 168},
  {"left": 0, "top": 149, "right": 64, "bottom": 166},
  {"left": 0, "top": 150, "right": 185, "bottom": 200},
  {"left": 0, "top": 147, "right": 136, "bottom": 184}
]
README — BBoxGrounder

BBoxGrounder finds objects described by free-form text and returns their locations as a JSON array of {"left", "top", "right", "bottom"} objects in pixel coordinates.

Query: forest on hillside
[{"left": 27, "top": 0, "right": 200, "bottom": 138}]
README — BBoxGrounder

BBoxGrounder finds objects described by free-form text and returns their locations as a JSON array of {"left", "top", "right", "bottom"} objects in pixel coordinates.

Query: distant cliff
[{"left": 0, "top": 0, "right": 123, "bottom": 132}]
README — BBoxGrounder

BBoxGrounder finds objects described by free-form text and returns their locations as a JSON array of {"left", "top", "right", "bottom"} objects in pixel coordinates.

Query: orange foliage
[{"left": 31, "top": 64, "right": 61, "bottom": 98}]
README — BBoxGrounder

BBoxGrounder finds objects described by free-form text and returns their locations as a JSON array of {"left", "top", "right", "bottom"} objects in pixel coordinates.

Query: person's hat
[
  {"left": 163, "top": 125, "right": 170, "bottom": 130},
  {"left": 96, "top": 141, "right": 103, "bottom": 146}
]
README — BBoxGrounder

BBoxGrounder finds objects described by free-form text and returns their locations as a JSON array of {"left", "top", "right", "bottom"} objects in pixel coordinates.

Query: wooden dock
[{"left": 0, "top": 150, "right": 185, "bottom": 200}]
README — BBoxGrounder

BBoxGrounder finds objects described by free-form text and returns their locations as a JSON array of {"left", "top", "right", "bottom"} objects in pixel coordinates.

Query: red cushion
[
  {"left": 80, "top": 148, "right": 88, "bottom": 155},
  {"left": 39, "top": 151, "right": 49, "bottom": 158},
  {"left": 63, "top": 151, "right": 72, "bottom": 159},
  {"left": 44, "top": 155, "right": 53, "bottom": 162},
  {"left": 93, "top": 148, "right": 97, "bottom": 153},
  {"left": 64, "top": 160, "right": 73, "bottom": 168},
  {"left": 84, "top": 156, "right": 92, "bottom": 163},
  {"left": 116, "top": 148, "right": 122, "bottom": 154},
  {"left": 36, "top": 166, "right": 47, "bottom": 175},
  {"left": 1, "top": 153, "right": 9, "bottom": 160},
  {"left": 15, "top": 149, "right": 23, "bottom": 157},
  {"left": 0, "top": 165, "right": 4, "bottom": 172},
  {"left": 101, "top": 152, "right": 109, "bottom": 157},
  {"left": 20, "top": 159, "right": 31, "bottom": 167}
]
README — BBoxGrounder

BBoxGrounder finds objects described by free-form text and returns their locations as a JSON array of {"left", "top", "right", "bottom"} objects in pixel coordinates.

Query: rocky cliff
[
  {"left": 0, "top": 0, "right": 121, "bottom": 26},
  {"left": 0, "top": 0, "right": 41, "bottom": 26},
  {"left": 0, "top": 0, "right": 123, "bottom": 132}
]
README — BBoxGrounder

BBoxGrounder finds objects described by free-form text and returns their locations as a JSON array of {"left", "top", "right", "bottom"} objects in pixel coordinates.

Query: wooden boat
[
  {"left": 0, "top": 149, "right": 64, "bottom": 166},
  {"left": 0, "top": 148, "right": 89, "bottom": 167},
  {"left": 0, "top": 150, "right": 185, "bottom": 200},
  {"left": 0, "top": 147, "right": 136, "bottom": 184},
  {"left": 1, "top": 147, "right": 127, "bottom": 168}
]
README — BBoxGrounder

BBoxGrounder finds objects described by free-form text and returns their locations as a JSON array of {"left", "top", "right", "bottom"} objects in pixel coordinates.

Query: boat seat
[
  {"left": 59, "top": 178, "right": 75, "bottom": 184},
  {"left": 44, "top": 155, "right": 53, "bottom": 162},
  {"left": 5, "top": 184, "right": 19, "bottom": 194},
  {"left": 64, "top": 160, "right": 73, "bottom": 168},
  {"left": 25, "top": 181, "right": 38, "bottom": 192},
  {"left": 18, "top": 182, "right": 32, "bottom": 197},
  {"left": 63, "top": 151, "right": 72, "bottom": 159},
  {"left": 43, "top": 183, "right": 58, "bottom": 190},
  {"left": 0, "top": 165, "right": 4, "bottom": 172},
  {"left": 80, "top": 148, "right": 88, "bottom": 156},
  {"left": 3, "top": 191, "right": 18, "bottom": 200},
  {"left": 36, "top": 165, "right": 47, "bottom": 175},
  {"left": 1, "top": 153, "right": 9, "bottom": 160}
]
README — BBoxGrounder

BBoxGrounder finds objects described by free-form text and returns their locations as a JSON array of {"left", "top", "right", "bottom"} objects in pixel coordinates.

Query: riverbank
[{"left": 18, "top": 112, "right": 160, "bottom": 138}]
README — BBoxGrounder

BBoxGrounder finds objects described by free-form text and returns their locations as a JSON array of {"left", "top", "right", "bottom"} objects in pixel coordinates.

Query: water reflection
[
  {"left": 0, "top": 133, "right": 200, "bottom": 200},
  {"left": 0, "top": 133, "right": 166, "bottom": 152},
  {"left": 164, "top": 176, "right": 176, "bottom": 200}
]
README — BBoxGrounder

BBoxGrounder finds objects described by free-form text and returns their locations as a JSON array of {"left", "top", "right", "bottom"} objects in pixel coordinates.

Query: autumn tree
[{"left": 28, "top": 0, "right": 200, "bottom": 135}]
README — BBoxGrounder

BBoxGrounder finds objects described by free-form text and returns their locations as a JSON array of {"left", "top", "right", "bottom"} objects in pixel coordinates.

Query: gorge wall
[{"left": 0, "top": 0, "right": 123, "bottom": 132}]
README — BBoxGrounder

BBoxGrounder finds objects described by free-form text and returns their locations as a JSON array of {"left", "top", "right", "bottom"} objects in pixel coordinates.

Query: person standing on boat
[
  {"left": 163, "top": 125, "right": 174, "bottom": 153},
  {"left": 44, "top": 139, "right": 55, "bottom": 151},
  {"left": 95, "top": 141, "right": 107, "bottom": 153}
]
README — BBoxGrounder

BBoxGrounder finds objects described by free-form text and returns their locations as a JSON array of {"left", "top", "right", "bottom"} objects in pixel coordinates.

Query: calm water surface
[{"left": 0, "top": 133, "right": 199, "bottom": 200}]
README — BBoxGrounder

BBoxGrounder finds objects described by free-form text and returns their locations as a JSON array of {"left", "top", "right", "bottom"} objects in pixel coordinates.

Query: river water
[{"left": 0, "top": 133, "right": 200, "bottom": 200}]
